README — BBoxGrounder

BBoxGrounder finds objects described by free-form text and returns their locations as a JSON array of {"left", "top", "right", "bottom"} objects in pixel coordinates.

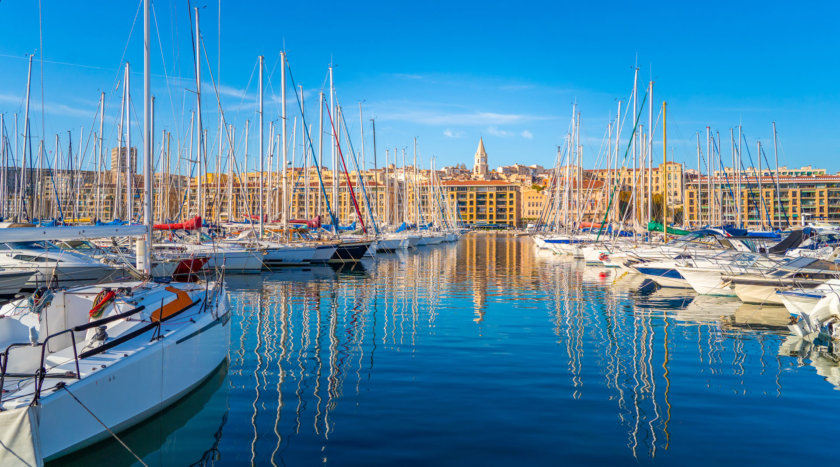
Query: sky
[{"left": 0, "top": 0, "right": 838, "bottom": 175}]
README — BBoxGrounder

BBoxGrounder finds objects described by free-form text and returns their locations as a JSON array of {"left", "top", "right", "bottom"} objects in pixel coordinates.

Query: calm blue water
[{"left": 56, "top": 233, "right": 840, "bottom": 466}]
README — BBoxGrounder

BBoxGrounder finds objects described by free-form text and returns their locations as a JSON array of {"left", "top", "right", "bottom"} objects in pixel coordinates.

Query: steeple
[{"left": 473, "top": 137, "right": 488, "bottom": 178}]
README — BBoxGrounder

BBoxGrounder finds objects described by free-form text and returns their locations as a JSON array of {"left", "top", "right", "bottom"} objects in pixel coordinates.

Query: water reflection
[{"left": 60, "top": 233, "right": 840, "bottom": 465}]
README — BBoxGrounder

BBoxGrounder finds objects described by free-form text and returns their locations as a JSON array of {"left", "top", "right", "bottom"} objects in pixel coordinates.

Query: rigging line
[
  {"left": 285, "top": 60, "right": 338, "bottom": 229},
  {"left": 739, "top": 132, "right": 772, "bottom": 229},
  {"left": 39, "top": 0, "right": 44, "bottom": 165},
  {"left": 324, "top": 102, "right": 366, "bottom": 233},
  {"left": 112, "top": 0, "right": 144, "bottom": 92},
  {"left": 151, "top": 1, "right": 184, "bottom": 160},
  {"left": 710, "top": 133, "right": 736, "bottom": 219},
  {"left": 759, "top": 145, "right": 790, "bottom": 227},
  {"left": 595, "top": 90, "right": 648, "bottom": 242},
  {"left": 335, "top": 96, "right": 379, "bottom": 234},
  {"left": 58, "top": 383, "right": 149, "bottom": 467},
  {"left": 196, "top": 47, "right": 258, "bottom": 231}
]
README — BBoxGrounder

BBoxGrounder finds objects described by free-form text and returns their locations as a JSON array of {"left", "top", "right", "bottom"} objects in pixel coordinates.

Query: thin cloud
[
  {"left": 391, "top": 73, "right": 424, "bottom": 80},
  {"left": 521, "top": 130, "right": 534, "bottom": 139},
  {"left": 0, "top": 93, "right": 96, "bottom": 118},
  {"left": 378, "top": 109, "right": 551, "bottom": 126},
  {"left": 443, "top": 129, "right": 463, "bottom": 138},
  {"left": 487, "top": 126, "right": 511, "bottom": 137}
]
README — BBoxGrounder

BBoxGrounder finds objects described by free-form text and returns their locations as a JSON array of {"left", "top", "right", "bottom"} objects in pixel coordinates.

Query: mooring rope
[{"left": 57, "top": 382, "right": 148, "bottom": 466}]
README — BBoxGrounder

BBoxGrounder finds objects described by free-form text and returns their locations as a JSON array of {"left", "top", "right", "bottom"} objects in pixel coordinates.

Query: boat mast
[
  {"left": 737, "top": 125, "right": 742, "bottom": 228},
  {"left": 647, "top": 80, "right": 653, "bottom": 224},
  {"left": 359, "top": 103, "right": 366, "bottom": 227},
  {"left": 258, "top": 55, "right": 264, "bottom": 237},
  {"left": 384, "top": 149, "right": 389, "bottom": 225},
  {"left": 96, "top": 92, "right": 104, "bottom": 222},
  {"left": 21, "top": 55, "right": 33, "bottom": 221},
  {"left": 125, "top": 63, "right": 133, "bottom": 223},
  {"left": 730, "top": 128, "right": 737, "bottom": 228},
  {"left": 281, "top": 52, "right": 288, "bottom": 232},
  {"left": 414, "top": 138, "right": 419, "bottom": 227},
  {"left": 194, "top": 7, "right": 204, "bottom": 221},
  {"left": 140, "top": 0, "right": 152, "bottom": 274},
  {"left": 631, "top": 67, "right": 638, "bottom": 230},
  {"left": 757, "top": 140, "right": 763, "bottom": 229},
  {"left": 329, "top": 66, "right": 338, "bottom": 230},
  {"left": 662, "top": 101, "right": 667, "bottom": 237},
  {"left": 772, "top": 122, "right": 783, "bottom": 229},
  {"left": 317, "top": 92, "right": 324, "bottom": 219},
  {"left": 695, "top": 133, "right": 701, "bottom": 227},
  {"left": 371, "top": 118, "right": 378, "bottom": 226},
  {"left": 706, "top": 126, "right": 711, "bottom": 227}
]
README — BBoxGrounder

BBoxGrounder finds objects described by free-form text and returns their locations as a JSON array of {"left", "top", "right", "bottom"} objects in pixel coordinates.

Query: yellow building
[{"left": 443, "top": 180, "right": 520, "bottom": 226}]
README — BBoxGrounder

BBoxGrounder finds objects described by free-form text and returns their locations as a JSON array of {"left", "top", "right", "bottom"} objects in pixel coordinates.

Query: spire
[
  {"left": 476, "top": 137, "right": 486, "bottom": 157},
  {"left": 473, "top": 137, "right": 488, "bottom": 178}
]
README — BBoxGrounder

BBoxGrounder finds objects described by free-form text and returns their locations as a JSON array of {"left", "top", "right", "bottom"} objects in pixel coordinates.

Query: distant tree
[{"left": 532, "top": 184, "right": 544, "bottom": 193}]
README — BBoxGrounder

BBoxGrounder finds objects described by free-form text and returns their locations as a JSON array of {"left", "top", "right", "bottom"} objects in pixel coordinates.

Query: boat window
[{"left": 12, "top": 254, "right": 57, "bottom": 263}]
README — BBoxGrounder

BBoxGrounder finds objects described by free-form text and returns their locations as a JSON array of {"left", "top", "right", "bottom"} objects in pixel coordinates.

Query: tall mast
[
  {"left": 401, "top": 147, "right": 407, "bottom": 224},
  {"left": 329, "top": 66, "right": 338, "bottom": 229},
  {"left": 662, "top": 101, "right": 667, "bottom": 238},
  {"left": 318, "top": 92, "right": 324, "bottom": 219},
  {"left": 194, "top": 7, "right": 204, "bottom": 221},
  {"left": 757, "top": 140, "right": 763, "bottom": 229},
  {"left": 243, "top": 120, "right": 249, "bottom": 218},
  {"left": 21, "top": 55, "right": 33, "bottom": 221},
  {"left": 631, "top": 67, "right": 638, "bottom": 228},
  {"left": 413, "top": 138, "right": 419, "bottom": 226},
  {"left": 227, "top": 124, "right": 234, "bottom": 220},
  {"left": 384, "top": 149, "right": 389, "bottom": 225},
  {"left": 695, "top": 133, "right": 701, "bottom": 227},
  {"left": 280, "top": 52, "right": 288, "bottom": 231},
  {"left": 258, "top": 55, "right": 264, "bottom": 237},
  {"left": 706, "top": 127, "right": 711, "bottom": 226},
  {"left": 772, "top": 122, "right": 782, "bottom": 229},
  {"left": 731, "top": 129, "right": 738, "bottom": 228},
  {"left": 359, "top": 102, "right": 366, "bottom": 227},
  {"left": 140, "top": 0, "right": 152, "bottom": 274},
  {"left": 371, "top": 118, "right": 378, "bottom": 225},
  {"left": 125, "top": 62, "right": 132, "bottom": 222},
  {"left": 96, "top": 92, "right": 104, "bottom": 221},
  {"left": 737, "top": 125, "right": 742, "bottom": 228},
  {"left": 647, "top": 80, "right": 653, "bottom": 224}
]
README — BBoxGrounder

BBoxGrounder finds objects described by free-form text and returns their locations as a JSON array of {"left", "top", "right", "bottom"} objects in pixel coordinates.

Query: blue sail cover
[{"left": 321, "top": 222, "right": 357, "bottom": 232}]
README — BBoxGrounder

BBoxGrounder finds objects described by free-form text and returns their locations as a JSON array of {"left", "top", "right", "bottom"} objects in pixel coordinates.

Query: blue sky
[{"left": 0, "top": 0, "right": 838, "bottom": 175}]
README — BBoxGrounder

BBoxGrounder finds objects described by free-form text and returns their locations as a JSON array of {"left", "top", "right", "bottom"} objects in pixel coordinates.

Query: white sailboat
[{"left": 0, "top": 4, "right": 231, "bottom": 464}]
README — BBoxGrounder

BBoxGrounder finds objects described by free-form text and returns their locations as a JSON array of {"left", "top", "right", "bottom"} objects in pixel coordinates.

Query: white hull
[
  {"left": 263, "top": 245, "right": 322, "bottom": 267},
  {"left": 732, "top": 283, "right": 785, "bottom": 306},
  {"left": 676, "top": 267, "right": 735, "bottom": 296},
  {"left": 0, "top": 281, "right": 231, "bottom": 463},
  {"left": 0, "top": 270, "right": 34, "bottom": 296},
  {"left": 204, "top": 250, "right": 263, "bottom": 274}
]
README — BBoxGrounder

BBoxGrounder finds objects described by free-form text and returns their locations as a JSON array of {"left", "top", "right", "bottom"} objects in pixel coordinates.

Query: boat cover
[{"left": 0, "top": 405, "right": 42, "bottom": 466}]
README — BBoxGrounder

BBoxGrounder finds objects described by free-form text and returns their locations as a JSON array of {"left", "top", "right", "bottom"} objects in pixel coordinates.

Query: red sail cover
[
  {"left": 289, "top": 216, "right": 321, "bottom": 229},
  {"left": 154, "top": 216, "right": 202, "bottom": 231}
]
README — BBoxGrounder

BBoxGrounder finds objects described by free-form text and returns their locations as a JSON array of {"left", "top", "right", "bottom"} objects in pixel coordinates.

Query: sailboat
[{"left": 0, "top": 3, "right": 230, "bottom": 464}]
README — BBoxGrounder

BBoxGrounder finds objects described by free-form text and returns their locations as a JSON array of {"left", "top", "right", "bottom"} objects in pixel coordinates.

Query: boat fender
[{"left": 89, "top": 289, "right": 116, "bottom": 319}]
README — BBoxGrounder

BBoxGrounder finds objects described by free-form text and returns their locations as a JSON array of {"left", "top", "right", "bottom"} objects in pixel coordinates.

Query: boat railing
[{"left": 0, "top": 304, "right": 146, "bottom": 406}]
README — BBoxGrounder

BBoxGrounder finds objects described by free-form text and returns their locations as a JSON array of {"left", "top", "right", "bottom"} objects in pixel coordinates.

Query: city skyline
[{"left": 1, "top": 1, "right": 838, "bottom": 175}]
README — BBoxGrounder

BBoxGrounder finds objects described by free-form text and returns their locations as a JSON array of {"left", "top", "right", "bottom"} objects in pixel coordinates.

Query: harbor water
[{"left": 55, "top": 233, "right": 840, "bottom": 465}]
